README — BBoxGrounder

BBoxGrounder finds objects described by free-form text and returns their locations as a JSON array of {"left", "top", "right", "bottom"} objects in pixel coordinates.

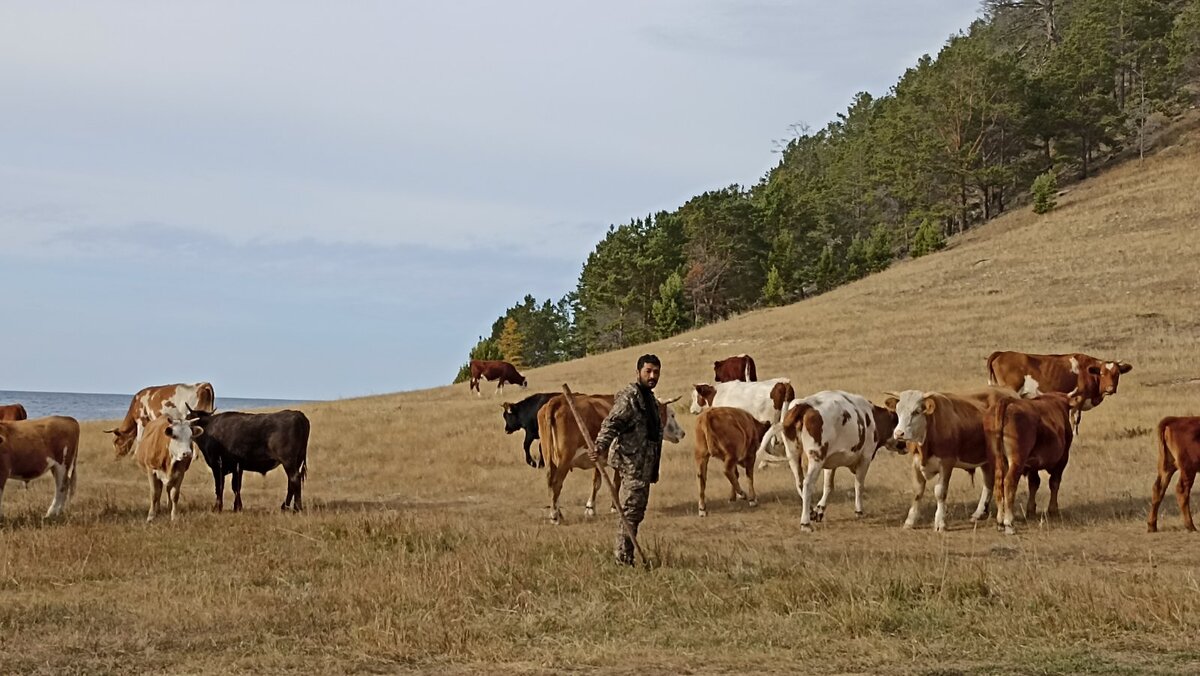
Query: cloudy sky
[{"left": 1, "top": 1, "right": 980, "bottom": 399}]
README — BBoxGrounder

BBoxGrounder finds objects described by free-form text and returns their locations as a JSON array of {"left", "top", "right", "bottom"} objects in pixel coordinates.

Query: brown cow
[
  {"left": 987, "top": 351, "right": 1132, "bottom": 431},
  {"left": 133, "top": 414, "right": 204, "bottom": 522},
  {"left": 107, "top": 382, "right": 215, "bottom": 457},
  {"left": 693, "top": 407, "right": 770, "bottom": 516},
  {"left": 984, "top": 392, "right": 1073, "bottom": 535},
  {"left": 714, "top": 354, "right": 758, "bottom": 383},
  {"left": 0, "top": 416, "right": 80, "bottom": 519},
  {"left": 1148, "top": 416, "right": 1200, "bottom": 533},
  {"left": 886, "top": 387, "right": 1019, "bottom": 532},
  {"left": 469, "top": 359, "right": 527, "bottom": 396},
  {"left": 539, "top": 392, "right": 685, "bottom": 524},
  {"left": 0, "top": 403, "right": 28, "bottom": 421}
]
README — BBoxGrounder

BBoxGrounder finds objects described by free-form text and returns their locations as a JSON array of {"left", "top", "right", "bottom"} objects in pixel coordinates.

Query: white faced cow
[{"left": 690, "top": 378, "right": 795, "bottom": 466}]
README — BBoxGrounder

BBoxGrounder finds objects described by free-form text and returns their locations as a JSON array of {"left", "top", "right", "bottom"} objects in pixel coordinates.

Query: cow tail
[
  {"left": 746, "top": 356, "right": 758, "bottom": 382},
  {"left": 1156, "top": 418, "right": 1171, "bottom": 469},
  {"left": 66, "top": 438, "right": 80, "bottom": 499},
  {"left": 990, "top": 396, "right": 1012, "bottom": 496},
  {"left": 986, "top": 351, "right": 1001, "bottom": 386},
  {"left": 545, "top": 409, "right": 558, "bottom": 490}
]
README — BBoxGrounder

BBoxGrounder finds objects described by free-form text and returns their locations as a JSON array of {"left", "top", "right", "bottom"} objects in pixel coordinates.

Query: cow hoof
[
  {"left": 1004, "top": 527, "right": 1016, "bottom": 536},
  {"left": 810, "top": 510, "right": 824, "bottom": 523},
  {"left": 212, "top": 504, "right": 222, "bottom": 513},
  {"left": 610, "top": 506, "right": 618, "bottom": 514},
  {"left": 1147, "top": 524, "right": 1158, "bottom": 533},
  {"left": 855, "top": 511, "right": 864, "bottom": 519},
  {"left": 902, "top": 521, "right": 915, "bottom": 530},
  {"left": 970, "top": 512, "right": 986, "bottom": 522},
  {"left": 934, "top": 524, "right": 946, "bottom": 533},
  {"left": 698, "top": 509, "right": 707, "bottom": 517},
  {"left": 584, "top": 507, "right": 596, "bottom": 517},
  {"left": 748, "top": 500, "right": 757, "bottom": 508},
  {"left": 146, "top": 515, "right": 156, "bottom": 523},
  {"left": 800, "top": 523, "right": 814, "bottom": 533}
]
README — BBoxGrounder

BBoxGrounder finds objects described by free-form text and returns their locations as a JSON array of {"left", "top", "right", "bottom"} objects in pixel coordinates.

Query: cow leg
[
  {"left": 212, "top": 467, "right": 225, "bottom": 512},
  {"left": 799, "top": 456, "right": 824, "bottom": 532},
  {"left": 853, "top": 461, "right": 869, "bottom": 518},
  {"left": 547, "top": 467, "right": 565, "bottom": 524},
  {"left": 1025, "top": 471, "right": 1042, "bottom": 520},
  {"left": 904, "top": 456, "right": 930, "bottom": 529},
  {"left": 743, "top": 455, "right": 757, "bottom": 508},
  {"left": 0, "top": 470, "right": 7, "bottom": 520},
  {"left": 724, "top": 457, "right": 746, "bottom": 502},
  {"left": 232, "top": 467, "right": 244, "bottom": 512},
  {"left": 970, "top": 464, "right": 994, "bottom": 522},
  {"left": 1001, "top": 462, "right": 1022, "bottom": 535},
  {"left": 584, "top": 469, "right": 600, "bottom": 517},
  {"left": 814, "top": 466, "right": 834, "bottom": 522},
  {"left": 282, "top": 465, "right": 303, "bottom": 512},
  {"left": 1176, "top": 468, "right": 1196, "bottom": 532},
  {"left": 1047, "top": 463, "right": 1067, "bottom": 519},
  {"left": 167, "top": 474, "right": 183, "bottom": 522},
  {"left": 147, "top": 473, "right": 163, "bottom": 522},
  {"left": 523, "top": 437, "right": 537, "bottom": 468},
  {"left": 932, "top": 458, "right": 955, "bottom": 533},
  {"left": 1148, "top": 461, "right": 1176, "bottom": 533},
  {"left": 44, "top": 460, "right": 68, "bottom": 518},
  {"left": 697, "top": 453, "right": 709, "bottom": 517}
]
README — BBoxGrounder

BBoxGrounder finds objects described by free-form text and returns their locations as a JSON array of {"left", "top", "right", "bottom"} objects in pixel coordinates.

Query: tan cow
[
  {"left": 886, "top": 387, "right": 1019, "bottom": 532},
  {"left": 693, "top": 407, "right": 771, "bottom": 516},
  {"left": 0, "top": 403, "right": 28, "bottom": 421},
  {"left": 987, "top": 351, "right": 1132, "bottom": 431},
  {"left": 133, "top": 414, "right": 204, "bottom": 522},
  {"left": 0, "top": 416, "right": 80, "bottom": 519},
  {"left": 984, "top": 392, "right": 1073, "bottom": 535},
  {"left": 539, "top": 392, "right": 685, "bottom": 524},
  {"left": 1148, "top": 416, "right": 1200, "bottom": 533},
  {"left": 107, "top": 382, "right": 215, "bottom": 457}
]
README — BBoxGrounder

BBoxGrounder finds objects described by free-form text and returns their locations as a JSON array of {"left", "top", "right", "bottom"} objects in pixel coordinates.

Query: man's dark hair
[{"left": 637, "top": 354, "right": 661, "bottom": 370}]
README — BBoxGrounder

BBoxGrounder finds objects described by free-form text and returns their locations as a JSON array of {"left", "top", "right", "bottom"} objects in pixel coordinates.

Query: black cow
[
  {"left": 185, "top": 408, "right": 310, "bottom": 512},
  {"left": 501, "top": 393, "right": 557, "bottom": 468}
]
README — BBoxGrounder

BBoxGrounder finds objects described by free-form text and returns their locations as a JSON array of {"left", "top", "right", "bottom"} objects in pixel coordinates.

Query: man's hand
[{"left": 588, "top": 445, "right": 602, "bottom": 464}]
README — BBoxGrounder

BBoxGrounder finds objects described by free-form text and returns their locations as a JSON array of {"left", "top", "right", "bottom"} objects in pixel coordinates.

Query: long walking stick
[{"left": 561, "top": 384, "right": 649, "bottom": 569}]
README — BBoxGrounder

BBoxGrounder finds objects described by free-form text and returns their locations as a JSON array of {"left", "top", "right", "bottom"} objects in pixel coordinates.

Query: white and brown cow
[
  {"left": 538, "top": 392, "right": 685, "bottom": 524},
  {"left": 107, "top": 382, "right": 215, "bottom": 457},
  {"left": 987, "top": 351, "right": 1132, "bottom": 431},
  {"left": 984, "top": 392, "right": 1074, "bottom": 535},
  {"left": 713, "top": 354, "right": 758, "bottom": 383},
  {"left": 690, "top": 378, "right": 795, "bottom": 465},
  {"left": 133, "top": 413, "right": 204, "bottom": 522},
  {"left": 780, "top": 391, "right": 901, "bottom": 531},
  {"left": 693, "top": 407, "right": 770, "bottom": 516},
  {"left": 0, "top": 416, "right": 80, "bottom": 519},
  {"left": 886, "top": 387, "right": 1019, "bottom": 532}
]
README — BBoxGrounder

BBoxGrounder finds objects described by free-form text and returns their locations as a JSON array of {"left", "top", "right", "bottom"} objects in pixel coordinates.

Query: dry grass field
[{"left": 4, "top": 135, "right": 1200, "bottom": 674}]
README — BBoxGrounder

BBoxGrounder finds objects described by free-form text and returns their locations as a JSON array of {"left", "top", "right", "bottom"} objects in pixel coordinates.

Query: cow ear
[
  {"left": 190, "top": 425, "right": 204, "bottom": 439},
  {"left": 922, "top": 396, "right": 937, "bottom": 414},
  {"left": 1088, "top": 366, "right": 1102, "bottom": 375},
  {"left": 1118, "top": 362, "right": 1133, "bottom": 374},
  {"left": 164, "top": 426, "right": 175, "bottom": 439},
  {"left": 884, "top": 397, "right": 899, "bottom": 412}
]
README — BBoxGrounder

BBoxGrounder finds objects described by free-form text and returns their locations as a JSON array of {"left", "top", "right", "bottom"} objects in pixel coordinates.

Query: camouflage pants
[{"left": 614, "top": 472, "right": 649, "bottom": 565}]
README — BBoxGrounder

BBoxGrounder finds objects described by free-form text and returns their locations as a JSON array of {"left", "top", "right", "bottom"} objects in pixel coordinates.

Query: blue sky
[{"left": 0, "top": 1, "right": 981, "bottom": 399}]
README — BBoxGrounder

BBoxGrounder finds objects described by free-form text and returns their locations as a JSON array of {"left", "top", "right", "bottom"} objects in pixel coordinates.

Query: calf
[
  {"left": 713, "top": 354, "right": 758, "bottom": 382},
  {"left": 500, "top": 392, "right": 557, "bottom": 467},
  {"left": 133, "top": 414, "right": 203, "bottom": 522},
  {"left": 107, "top": 382, "right": 215, "bottom": 457},
  {"left": 886, "top": 387, "right": 1019, "bottom": 532},
  {"left": 539, "top": 393, "right": 685, "bottom": 524},
  {"left": 1148, "top": 416, "right": 1200, "bottom": 533},
  {"left": 0, "top": 416, "right": 80, "bottom": 519},
  {"left": 186, "top": 409, "right": 310, "bottom": 512},
  {"left": 690, "top": 378, "right": 795, "bottom": 465},
  {"left": 987, "top": 351, "right": 1131, "bottom": 431},
  {"left": 984, "top": 392, "right": 1073, "bottom": 535},
  {"left": 693, "top": 407, "right": 770, "bottom": 516},
  {"left": 469, "top": 360, "right": 528, "bottom": 396},
  {"left": 780, "top": 391, "right": 901, "bottom": 531},
  {"left": 0, "top": 403, "right": 28, "bottom": 421}
]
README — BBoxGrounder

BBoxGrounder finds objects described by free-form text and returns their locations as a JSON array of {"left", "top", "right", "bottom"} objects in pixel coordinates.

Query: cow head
[
  {"left": 658, "top": 396, "right": 686, "bottom": 442},
  {"left": 1088, "top": 361, "right": 1132, "bottom": 397},
  {"left": 884, "top": 390, "right": 934, "bottom": 445},
  {"left": 163, "top": 415, "right": 203, "bottom": 463},
  {"left": 500, "top": 402, "right": 521, "bottom": 434},
  {"left": 871, "top": 404, "right": 905, "bottom": 453},
  {"left": 106, "top": 425, "right": 139, "bottom": 458},
  {"left": 689, "top": 384, "right": 716, "bottom": 414}
]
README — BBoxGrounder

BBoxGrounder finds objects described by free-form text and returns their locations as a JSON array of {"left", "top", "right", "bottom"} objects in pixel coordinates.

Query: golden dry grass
[{"left": 3, "top": 136, "right": 1200, "bottom": 675}]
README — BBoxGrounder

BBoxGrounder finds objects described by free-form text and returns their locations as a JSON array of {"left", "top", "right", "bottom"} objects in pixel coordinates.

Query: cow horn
[
  {"left": 103, "top": 427, "right": 119, "bottom": 434},
  {"left": 662, "top": 395, "right": 682, "bottom": 405},
  {"left": 883, "top": 391, "right": 900, "bottom": 399}
]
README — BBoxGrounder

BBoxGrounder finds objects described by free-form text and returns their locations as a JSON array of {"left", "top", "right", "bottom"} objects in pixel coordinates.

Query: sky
[{"left": 0, "top": 1, "right": 982, "bottom": 400}]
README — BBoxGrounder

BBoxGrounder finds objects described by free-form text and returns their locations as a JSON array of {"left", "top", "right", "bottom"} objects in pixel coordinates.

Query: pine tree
[
  {"left": 1031, "top": 171, "right": 1058, "bottom": 214},
  {"left": 651, "top": 271, "right": 691, "bottom": 338},
  {"left": 761, "top": 265, "right": 787, "bottom": 306},
  {"left": 497, "top": 317, "right": 525, "bottom": 367},
  {"left": 910, "top": 219, "right": 947, "bottom": 258}
]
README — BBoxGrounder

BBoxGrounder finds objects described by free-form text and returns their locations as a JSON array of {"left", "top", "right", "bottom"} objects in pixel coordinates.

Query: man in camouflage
[{"left": 591, "top": 354, "right": 664, "bottom": 566}]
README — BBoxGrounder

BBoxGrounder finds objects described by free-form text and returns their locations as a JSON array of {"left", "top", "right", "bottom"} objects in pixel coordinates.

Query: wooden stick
[{"left": 561, "top": 383, "right": 649, "bottom": 568}]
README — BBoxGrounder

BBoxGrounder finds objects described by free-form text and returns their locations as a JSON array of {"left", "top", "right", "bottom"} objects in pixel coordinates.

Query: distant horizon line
[{"left": 0, "top": 387, "right": 323, "bottom": 402}]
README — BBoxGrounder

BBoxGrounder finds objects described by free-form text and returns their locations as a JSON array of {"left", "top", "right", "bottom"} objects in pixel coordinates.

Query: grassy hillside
[{"left": 3, "top": 135, "right": 1200, "bottom": 675}]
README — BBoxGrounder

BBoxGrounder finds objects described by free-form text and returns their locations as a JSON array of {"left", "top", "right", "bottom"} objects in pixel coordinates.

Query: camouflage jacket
[{"left": 594, "top": 383, "right": 662, "bottom": 483}]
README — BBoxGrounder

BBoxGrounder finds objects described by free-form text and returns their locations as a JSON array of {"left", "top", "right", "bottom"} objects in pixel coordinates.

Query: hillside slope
[{"left": 4, "top": 136, "right": 1200, "bottom": 675}]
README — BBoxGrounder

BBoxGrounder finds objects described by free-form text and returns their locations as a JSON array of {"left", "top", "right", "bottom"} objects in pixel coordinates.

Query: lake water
[{"left": 0, "top": 390, "right": 314, "bottom": 422}]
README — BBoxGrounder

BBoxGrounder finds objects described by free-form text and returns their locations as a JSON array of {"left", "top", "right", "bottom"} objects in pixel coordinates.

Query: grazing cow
[
  {"left": 1148, "top": 416, "right": 1200, "bottom": 533},
  {"left": 500, "top": 392, "right": 557, "bottom": 468},
  {"left": 107, "top": 382, "right": 215, "bottom": 457},
  {"left": 0, "top": 416, "right": 80, "bottom": 519},
  {"left": 186, "top": 409, "right": 310, "bottom": 512},
  {"left": 693, "top": 407, "right": 770, "bottom": 516},
  {"left": 713, "top": 354, "right": 758, "bottom": 383},
  {"left": 132, "top": 414, "right": 203, "bottom": 522},
  {"left": 886, "top": 387, "right": 1019, "bottom": 532},
  {"left": 780, "top": 391, "right": 901, "bottom": 531},
  {"left": 690, "top": 378, "right": 795, "bottom": 464},
  {"left": 987, "top": 351, "right": 1132, "bottom": 430},
  {"left": 0, "top": 404, "right": 28, "bottom": 422},
  {"left": 469, "top": 360, "right": 528, "bottom": 396},
  {"left": 539, "top": 392, "right": 685, "bottom": 524},
  {"left": 984, "top": 392, "right": 1073, "bottom": 535}
]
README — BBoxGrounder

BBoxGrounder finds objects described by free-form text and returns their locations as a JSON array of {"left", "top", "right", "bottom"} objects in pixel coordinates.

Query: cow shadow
[
  {"left": 311, "top": 496, "right": 484, "bottom": 514},
  {"left": 656, "top": 488, "right": 800, "bottom": 518}
]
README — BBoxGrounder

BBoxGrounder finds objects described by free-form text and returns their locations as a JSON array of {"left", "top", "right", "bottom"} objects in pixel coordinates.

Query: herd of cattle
[
  {"left": 1, "top": 350, "right": 1197, "bottom": 534},
  {"left": 0, "top": 383, "right": 308, "bottom": 522},
  {"left": 481, "top": 351, "right": 1200, "bottom": 534}
]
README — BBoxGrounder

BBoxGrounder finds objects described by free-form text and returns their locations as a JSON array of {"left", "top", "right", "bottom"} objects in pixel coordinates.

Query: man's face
[{"left": 638, "top": 363, "right": 661, "bottom": 389}]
